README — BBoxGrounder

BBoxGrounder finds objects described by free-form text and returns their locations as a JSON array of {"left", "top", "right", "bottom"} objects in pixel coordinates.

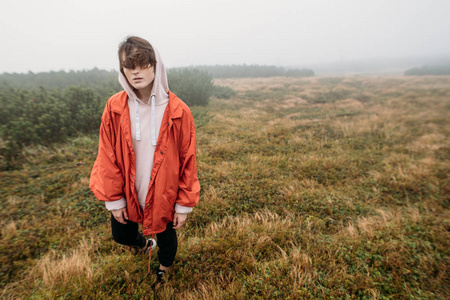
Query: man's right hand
[{"left": 112, "top": 207, "right": 128, "bottom": 224}]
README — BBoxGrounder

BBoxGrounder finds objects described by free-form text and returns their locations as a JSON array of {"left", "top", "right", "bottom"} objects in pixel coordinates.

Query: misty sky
[{"left": 1, "top": 0, "right": 449, "bottom": 73}]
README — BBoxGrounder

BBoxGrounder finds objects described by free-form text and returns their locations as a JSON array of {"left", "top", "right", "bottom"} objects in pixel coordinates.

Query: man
[{"left": 90, "top": 36, "right": 200, "bottom": 283}]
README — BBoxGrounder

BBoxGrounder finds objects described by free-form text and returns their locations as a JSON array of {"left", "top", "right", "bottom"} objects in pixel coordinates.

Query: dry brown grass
[
  {"left": 34, "top": 238, "right": 97, "bottom": 287},
  {"left": 1, "top": 237, "right": 103, "bottom": 299},
  {"left": 1, "top": 221, "right": 17, "bottom": 240}
]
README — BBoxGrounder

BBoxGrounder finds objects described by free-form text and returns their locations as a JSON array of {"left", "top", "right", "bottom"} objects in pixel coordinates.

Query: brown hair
[{"left": 118, "top": 36, "right": 156, "bottom": 74}]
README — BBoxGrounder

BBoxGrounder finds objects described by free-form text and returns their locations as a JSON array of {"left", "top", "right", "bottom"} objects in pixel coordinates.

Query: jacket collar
[
  {"left": 110, "top": 89, "right": 184, "bottom": 120},
  {"left": 167, "top": 90, "right": 183, "bottom": 119}
]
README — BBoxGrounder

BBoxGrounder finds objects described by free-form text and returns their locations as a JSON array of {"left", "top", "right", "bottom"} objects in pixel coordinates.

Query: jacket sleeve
[
  {"left": 90, "top": 102, "right": 125, "bottom": 202},
  {"left": 176, "top": 109, "right": 200, "bottom": 208},
  {"left": 105, "top": 197, "right": 127, "bottom": 210},
  {"left": 175, "top": 203, "right": 193, "bottom": 214}
]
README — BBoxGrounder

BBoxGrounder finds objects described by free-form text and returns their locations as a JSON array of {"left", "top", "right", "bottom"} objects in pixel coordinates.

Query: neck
[{"left": 135, "top": 83, "right": 153, "bottom": 104}]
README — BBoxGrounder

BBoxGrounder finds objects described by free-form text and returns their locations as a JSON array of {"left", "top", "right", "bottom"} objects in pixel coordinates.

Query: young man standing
[{"left": 90, "top": 36, "right": 200, "bottom": 282}]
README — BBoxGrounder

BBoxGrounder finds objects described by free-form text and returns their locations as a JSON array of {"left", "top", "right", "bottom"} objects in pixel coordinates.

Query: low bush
[
  {"left": 168, "top": 68, "right": 213, "bottom": 106},
  {"left": 212, "top": 85, "right": 236, "bottom": 99}
]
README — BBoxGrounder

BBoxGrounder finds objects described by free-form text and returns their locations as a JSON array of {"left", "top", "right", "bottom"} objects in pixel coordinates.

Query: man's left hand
[{"left": 173, "top": 213, "right": 187, "bottom": 229}]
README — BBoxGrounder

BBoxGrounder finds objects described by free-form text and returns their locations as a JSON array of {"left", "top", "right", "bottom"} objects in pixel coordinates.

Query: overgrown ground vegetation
[{"left": 0, "top": 76, "right": 449, "bottom": 299}]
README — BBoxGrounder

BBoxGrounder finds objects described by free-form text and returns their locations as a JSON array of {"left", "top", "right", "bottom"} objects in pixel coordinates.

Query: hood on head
[
  {"left": 118, "top": 44, "right": 170, "bottom": 106},
  {"left": 118, "top": 42, "right": 170, "bottom": 145}
]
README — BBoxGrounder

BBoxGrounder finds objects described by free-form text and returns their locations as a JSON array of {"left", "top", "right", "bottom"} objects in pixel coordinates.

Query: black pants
[{"left": 110, "top": 214, "right": 178, "bottom": 268}]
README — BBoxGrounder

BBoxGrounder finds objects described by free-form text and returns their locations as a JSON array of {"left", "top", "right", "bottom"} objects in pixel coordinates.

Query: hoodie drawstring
[
  {"left": 151, "top": 95, "right": 157, "bottom": 146},
  {"left": 135, "top": 95, "right": 157, "bottom": 145},
  {"left": 134, "top": 98, "right": 141, "bottom": 141}
]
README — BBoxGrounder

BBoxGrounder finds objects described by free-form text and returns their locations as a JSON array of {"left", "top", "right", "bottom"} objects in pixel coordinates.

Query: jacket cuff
[
  {"left": 105, "top": 197, "right": 127, "bottom": 211},
  {"left": 175, "top": 203, "right": 193, "bottom": 214}
]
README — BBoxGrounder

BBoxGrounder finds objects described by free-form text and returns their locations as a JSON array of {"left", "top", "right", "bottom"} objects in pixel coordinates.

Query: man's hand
[
  {"left": 112, "top": 207, "right": 128, "bottom": 224},
  {"left": 173, "top": 213, "right": 187, "bottom": 229}
]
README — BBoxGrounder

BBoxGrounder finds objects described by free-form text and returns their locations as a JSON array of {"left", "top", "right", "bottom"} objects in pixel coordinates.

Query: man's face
[{"left": 122, "top": 54, "right": 155, "bottom": 93}]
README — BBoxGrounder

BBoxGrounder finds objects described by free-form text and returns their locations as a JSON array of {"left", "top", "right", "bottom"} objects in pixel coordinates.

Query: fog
[{"left": 1, "top": 0, "right": 449, "bottom": 74}]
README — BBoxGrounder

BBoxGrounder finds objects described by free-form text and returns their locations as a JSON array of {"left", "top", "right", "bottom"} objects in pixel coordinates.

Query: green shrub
[
  {"left": 212, "top": 85, "right": 236, "bottom": 99},
  {"left": 0, "top": 85, "right": 106, "bottom": 169},
  {"left": 168, "top": 68, "right": 213, "bottom": 106}
]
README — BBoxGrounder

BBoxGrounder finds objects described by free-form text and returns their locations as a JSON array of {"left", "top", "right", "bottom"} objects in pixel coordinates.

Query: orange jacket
[{"left": 90, "top": 90, "right": 200, "bottom": 235}]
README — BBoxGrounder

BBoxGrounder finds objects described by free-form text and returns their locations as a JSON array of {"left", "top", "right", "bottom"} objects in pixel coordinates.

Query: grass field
[{"left": 0, "top": 76, "right": 449, "bottom": 299}]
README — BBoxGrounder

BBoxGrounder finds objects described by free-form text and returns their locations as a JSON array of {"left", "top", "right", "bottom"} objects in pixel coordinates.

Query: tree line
[
  {"left": 0, "top": 68, "right": 121, "bottom": 91},
  {"left": 404, "top": 64, "right": 450, "bottom": 76},
  {"left": 183, "top": 64, "right": 314, "bottom": 78}
]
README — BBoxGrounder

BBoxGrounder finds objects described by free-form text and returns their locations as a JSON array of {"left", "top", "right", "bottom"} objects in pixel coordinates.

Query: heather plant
[{"left": 0, "top": 76, "right": 449, "bottom": 299}]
